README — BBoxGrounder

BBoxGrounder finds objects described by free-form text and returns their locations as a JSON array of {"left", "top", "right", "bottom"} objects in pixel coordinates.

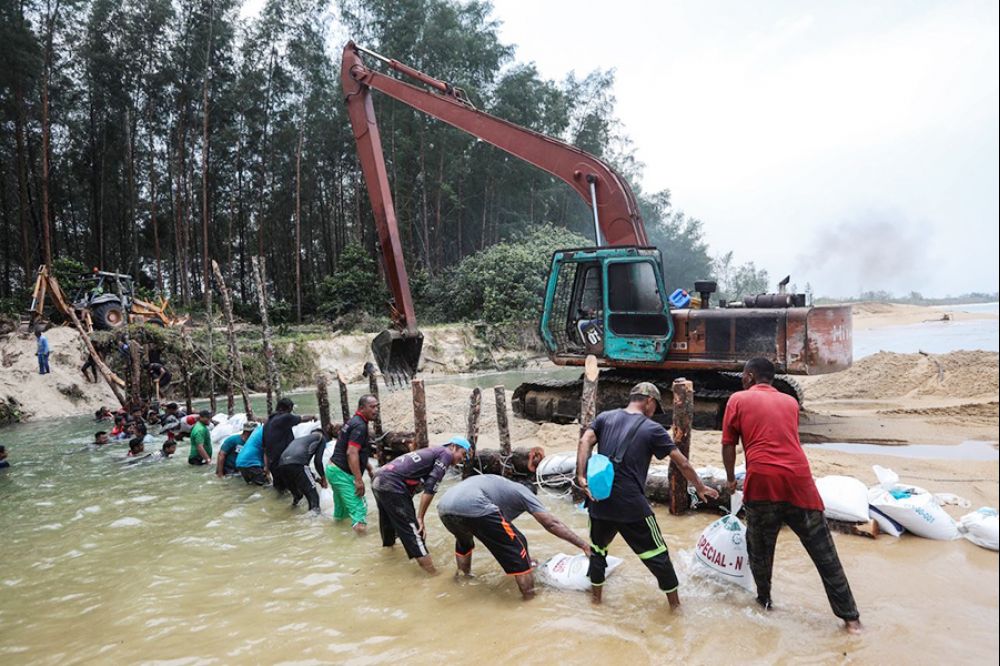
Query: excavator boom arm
[{"left": 341, "top": 42, "right": 647, "bottom": 335}]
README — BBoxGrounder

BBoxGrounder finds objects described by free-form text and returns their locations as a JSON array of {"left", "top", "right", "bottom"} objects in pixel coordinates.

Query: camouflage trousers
[{"left": 744, "top": 501, "right": 860, "bottom": 621}]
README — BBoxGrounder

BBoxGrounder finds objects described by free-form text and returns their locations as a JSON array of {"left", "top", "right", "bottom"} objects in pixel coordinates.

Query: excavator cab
[{"left": 540, "top": 247, "right": 674, "bottom": 363}]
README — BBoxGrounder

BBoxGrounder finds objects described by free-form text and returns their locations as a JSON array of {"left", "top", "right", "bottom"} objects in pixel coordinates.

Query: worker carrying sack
[{"left": 586, "top": 414, "right": 646, "bottom": 501}]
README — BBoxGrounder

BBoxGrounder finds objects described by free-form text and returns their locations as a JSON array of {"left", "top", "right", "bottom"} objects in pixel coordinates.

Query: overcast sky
[{"left": 487, "top": 0, "right": 999, "bottom": 297}]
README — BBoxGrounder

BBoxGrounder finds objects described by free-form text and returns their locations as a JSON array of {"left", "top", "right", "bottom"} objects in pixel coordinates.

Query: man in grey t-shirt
[{"left": 437, "top": 474, "right": 590, "bottom": 599}]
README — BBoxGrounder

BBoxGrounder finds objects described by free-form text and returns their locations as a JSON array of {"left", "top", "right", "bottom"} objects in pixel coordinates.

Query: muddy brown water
[{"left": 1, "top": 391, "right": 997, "bottom": 664}]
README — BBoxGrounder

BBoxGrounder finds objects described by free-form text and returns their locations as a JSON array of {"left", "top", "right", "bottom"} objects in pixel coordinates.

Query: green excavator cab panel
[{"left": 539, "top": 247, "right": 674, "bottom": 363}]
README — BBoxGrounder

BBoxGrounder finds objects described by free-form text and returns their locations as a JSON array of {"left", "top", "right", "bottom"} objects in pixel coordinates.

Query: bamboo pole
[
  {"left": 337, "top": 372, "right": 350, "bottom": 423},
  {"left": 412, "top": 378, "right": 428, "bottom": 449},
  {"left": 668, "top": 378, "right": 694, "bottom": 515},
  {"left": 63, "top": 309, "right": 127, "bottom": 407},
  {"left": 251, "top": 255, "right": 280, "bottom": 414},
  {"left": 494, "top": 385, "right": 512, "bottom": 478},
  {"left": 463, "top": 387, "right": 482, "bottom": 479},
  {"left": 212, "top": 260, "right": 253, "bottom": 421},
  {"left": 316, "top": 373, "right": 331, "bottom": 433},
  {"left": 579, "top": 355, "right": 599, "bottom": 435},
  {"left": 179, "top": 328, "right": 195, "bottom": 413}
]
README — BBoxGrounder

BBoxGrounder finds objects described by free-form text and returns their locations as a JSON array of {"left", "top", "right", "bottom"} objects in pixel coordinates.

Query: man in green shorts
[
  {"left": 326, "top": 395, "right": 379, "bottom": 533},
  {"left": 188, "top": 409, "right": 213, "bottom": 466}
]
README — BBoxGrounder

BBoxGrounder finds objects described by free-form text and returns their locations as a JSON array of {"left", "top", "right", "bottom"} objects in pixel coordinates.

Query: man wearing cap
[
  {"left": 188, "top": 409, "right": 214, "bottom": 466},
  {"left": 576, "top": 382, "right": 718, "bottom": 608},
  {"left": 217, "top": 422, "right": 258, "bottom": 478},
  {"left": 275, "top": 425, "right": 330, "bottom": 513},
  {"left": 437, "top": 473, "right": 591, "bottom": 599},
  {"left": 371, "top": 436, "right": 470, "bottom": 574},
  {"left": 722, "top": 357, "right": 861, "bottom": 633}
]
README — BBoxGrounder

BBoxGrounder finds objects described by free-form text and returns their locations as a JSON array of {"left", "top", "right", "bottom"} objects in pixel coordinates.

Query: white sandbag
[
  {"left": 867, "top": 466, "right": 958, "bottom": 540},
  {"left": 958, "top": 508, "right": 999, "bottom": 551},
  {"left": 210, "top": 423, "right": 237, "bottom": 445},
  {"left": 211, "top": 412, "right": 228, "bottom": 425},
  {"left": 536, "top": 452, "right": 576, "bottom": 479},
  {"left": 319, "top": 486, "right": 334, "bottom": 513},
  {"left": 292, "top": 420, "right": 321, "bottom": 439},
  {"left": 539, "top": 552, "right": 622, "bottom": 591},
  {"left": 869, "top": 506, "right": 905, "bottom": 537},
  {"left": 226, "top": 413, "right": 248, "bottom": 429},
  {"left": 815, "top": 475, "right": 870, "bottom": 523},
  {"left": 694, "top": 492, "right": 754, "bottom": 591}
]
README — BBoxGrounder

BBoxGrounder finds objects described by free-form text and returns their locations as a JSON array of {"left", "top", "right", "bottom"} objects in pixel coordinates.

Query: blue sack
[{"left": 587, "top": 454, "right": 615, "bottom": 501}]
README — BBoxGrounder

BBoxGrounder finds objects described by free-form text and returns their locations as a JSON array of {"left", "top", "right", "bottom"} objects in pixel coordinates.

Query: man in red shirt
[{"left": 722, "top": 357, "right": 861, "bottom": 634}]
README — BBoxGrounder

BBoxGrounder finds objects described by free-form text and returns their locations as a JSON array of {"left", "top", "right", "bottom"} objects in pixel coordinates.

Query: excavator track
[{"left": 512, "top": 370, "right": 802, "bottom": 430}]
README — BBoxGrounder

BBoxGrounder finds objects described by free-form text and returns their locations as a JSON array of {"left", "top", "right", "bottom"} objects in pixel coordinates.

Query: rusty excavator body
[{"left": 341, "top": 41, "right": 852, "bottom": 428}]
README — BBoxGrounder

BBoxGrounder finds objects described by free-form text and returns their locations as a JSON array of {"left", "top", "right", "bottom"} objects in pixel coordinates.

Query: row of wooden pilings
[{"left": 313, "top": 353, "right": 703, "bottom": 515}]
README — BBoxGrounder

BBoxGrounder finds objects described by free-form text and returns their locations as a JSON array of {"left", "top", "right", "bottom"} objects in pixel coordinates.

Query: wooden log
[
  {"left": 127, "top": 335, "right": 143, "bottom": 409},
  {"left": 211, "top": 260, "right": 253, "bottom": 421},
  {"left": 668, "top": 378, "right": 694, "bottom": 515},
  {"left": 469, "top": 447, "right": 544, "bottom": 478},
  {"left": 412, "top": 377, "right": 428, "bottom": 449},
  {"left": 579, "top": 355, "right": 599, "bottom": 436},
  {"left": 251, "top": 255, "right": 281, "bottom": 415},
  {"left": 179, "top": 327, "right": 195, "bottom": 413},
  {"left": 494, "top": 385, "right": 512, "bottom": 477},
  {"left": 316, "top": 373, "right": 331, "bottom": 433},
  {"left": 463, "top": 387, "right": 482, "bottom": 479},
  {"left": 367, "top": 367, "right": 383, "bottom": 438},
  {"left": 63, "top": 308, "right": 127, "bottom": 407},
  {"left": 337, "top": 372, "right": 350, "bottom": 423}
]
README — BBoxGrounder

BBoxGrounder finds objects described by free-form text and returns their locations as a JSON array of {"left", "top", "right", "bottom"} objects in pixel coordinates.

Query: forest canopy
[{"left": 1, "top": 0, "right": 760, "bottom": 325}]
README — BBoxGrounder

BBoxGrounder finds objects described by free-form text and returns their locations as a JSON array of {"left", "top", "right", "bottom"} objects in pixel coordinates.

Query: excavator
[
  {"left": 26, "top": 265, "right": 187, "bottom": 333},
  {"left": 341, "top": 41, "right": 852, "bottom": 428}
]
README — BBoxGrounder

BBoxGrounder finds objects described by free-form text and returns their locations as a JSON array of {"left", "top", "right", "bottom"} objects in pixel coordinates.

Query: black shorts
[
  {"left": 188, "top": 456, "right": 207, "bottom": 466},
  {"left": 589, "top": 514, "right": 678, "bottom": 592},
  {"left": 373, "top": 489, "right": 427, "bottom": 559},
  {"left": 439, "top": 511, "right": 532, "bottom": 575},
  {"left": 238, "top": 466, "right": 269, "bottom": 486}
]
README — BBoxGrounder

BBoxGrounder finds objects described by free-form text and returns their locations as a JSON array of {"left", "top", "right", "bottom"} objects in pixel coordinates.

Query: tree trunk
[
  {"left": 205, "top": 294, "right": 216, "bottom": 413},
  {"left": 337, "top": 372, "right": 350, "bottom": 422},
  {"left": 211, "top": 260, "right": 253, "bottom": 421},
  {"left": 579, "top": 355, "right": 599, "bottom": 436},
  {"left": 180, "top": 327, "right": 195, "bottom": 413},
  {"left": 39, "top": 0, "right": 60, "bottom": 271},
  {"left": 295, "top": 127, "right": 303, "bottom": 323},
  {"left": 316, "top": 374, "right": 331, "bottom": 433},
  {"left": 367, "top": 368, "right": 383, "bottom": 438},
  {"left": 64, "top": 308, "right": 127, "bottom": 407},
  {"left": 14, "top": 79, "right": 33, "bottom": 286},
  {"left": 668, "top": 379, "right": 694, "bottom": 515},
  {"left": 201, "top": 76, "right": 211, "bottom": 309},
  {"left": 412, "top": 378, "right": 428, "bottom": 449},
  {"left": 251, "top": 255, "right": 280, "bottom": 414}
]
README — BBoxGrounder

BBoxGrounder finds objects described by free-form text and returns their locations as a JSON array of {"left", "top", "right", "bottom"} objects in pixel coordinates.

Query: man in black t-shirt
[
  {"left": 262, "top": 397, "right": 315, "bottom": 492},
  {"left": 326, "top": 394, "right": 380, "bottom": 533},
  {"left": 576, "top": 382, "right": 717, "bottom": 609}
]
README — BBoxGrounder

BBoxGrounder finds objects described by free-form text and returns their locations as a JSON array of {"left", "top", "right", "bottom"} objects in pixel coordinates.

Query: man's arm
[
  {"left": 416, "top": 491, "right": 435, "bottom": 538},
  {"left": 312, "top": 437, "right": 327, "bottom": 487},
  {"left": 347, "top": 446, "right": 365, "bottom": 497},
  {"left": 575, "top": 428, "right": 598, "bottom": 499},
  {"left": 532, "top": 511, "right": 591, "bottom": 556},
  {"left": 722, "top": 445, "right": 738, "bottom": 492},
  {"left": 215, "top": 446, "right": 227, "bottom": 477},
  {"left": 196, "top": 440, "right": 210, "bottom": 464},
  {"left": 366, "top": 460, "right": 376, "bottom": 480},
  {"left": 667, "top": 449, "right": 719, "bottom": 501}
]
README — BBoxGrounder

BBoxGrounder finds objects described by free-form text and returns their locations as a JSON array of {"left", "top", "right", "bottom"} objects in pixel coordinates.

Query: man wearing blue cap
[{"left": 372, "top": 436, "right": 470, "bottom": 574}]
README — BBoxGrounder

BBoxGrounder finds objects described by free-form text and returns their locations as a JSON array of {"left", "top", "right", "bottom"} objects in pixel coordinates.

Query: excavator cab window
[{"left": 601, "top": 258, "right": 673, "bottom": 361}]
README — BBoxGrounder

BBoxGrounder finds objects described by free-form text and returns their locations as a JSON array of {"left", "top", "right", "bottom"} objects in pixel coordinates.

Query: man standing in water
[
  {"left": 437, "top": 473, "right": 590, "bottom": 599},
  {"left": 722, "top": 357, "right": 862, "bottom": 634},
  {"left": 371, "top": 436, "right": 470, "bottom": 574},
  {"left": 576, "top": 382, "right": 718, "bottom": 608},
  {"left": 326, "top": 395, "right": 379, "bottom": 533},
  {"left": 262, "top": 397, "right": 315, "bottom": 491},
  {"left": 276, "top": 426, "right": 329, "bottom": 513},
  {"left": 188, "top": 409, "right": 213, "bottom": 466}
]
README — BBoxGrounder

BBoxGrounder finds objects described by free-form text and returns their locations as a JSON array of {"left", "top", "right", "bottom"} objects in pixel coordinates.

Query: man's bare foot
[
  {"left": 845, "top": 620, "right": 863, "bottom": 635},
  {"left": 353, "top": 523, "right": 367, "bottom": 535}
]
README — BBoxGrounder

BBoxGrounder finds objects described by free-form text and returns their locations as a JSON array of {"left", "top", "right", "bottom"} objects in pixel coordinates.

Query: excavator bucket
[{"left": 371, "top": 329, "right": 423, "bottom": 387}]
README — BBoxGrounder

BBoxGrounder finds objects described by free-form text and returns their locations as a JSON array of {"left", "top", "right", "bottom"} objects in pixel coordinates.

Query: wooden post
[
  {"left": 205, "top": 294, "right": 217, "bottom": 414},
  {"left": 494, "top": 385, "right": 512, "bottom": 478},
  {"left": 463, "top": 387, "right": 482, "bottom": 479},
  {"left": 179, "top": 327, "right": 195, "bottom": 413},
  {"left": 316, "top": 373, "right": 331, "bottom": 433},
  {"left": 251, "top": 255, "right": 281, "bottom": 415},
  {"left": 668, "top": 378, "right": 694, "bottom": 515},
  {"left": 412, "top": 378, "right": 428, "bottom": 449},
  {"left": 579, "top": 355, "right": 599, "bottom": 435},
  {"left": 63, "top": 308, "right": 127, "bottom": 407},
  {"left": 127, "top": 337, "right": 143, "bottom": 409},
  {"left": 337, "top": 372, "right": 350, "bottom": 422},
  {"left": 367, "top": 369, "right": 383, "bottom": 438},
  {"left": 212, "top": 260, "right": 254, "bottom": 420}
]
